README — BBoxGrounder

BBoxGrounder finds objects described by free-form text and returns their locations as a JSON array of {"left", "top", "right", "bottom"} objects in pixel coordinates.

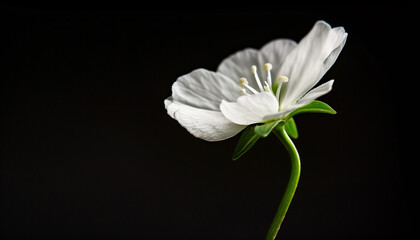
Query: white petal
[
  {"left": 165, "top": 98, "right": 246, "bottom": 142},
  {"left": 279, "top": 21, "right": 347, "bottom": 109},
  {"left": 172, "top": 68, "right": 242, "bottom": 111},
  {"left": 317, "top": 28, "right": 347, "bottom": 83},
  {"left": 263, "top": 80, "right": 334, "bottom": 120},
  {"left": 259, "top": 39, "right": 297, "bottom": 78},
  {"left": 296, "top": 80, "right": 334, "bottom": 107},
  {"left": 217, "top": 48, "right": 261, "bottom": 92},
  {"left": 220, "top": 92, "right": 279, "bottom": 125}
]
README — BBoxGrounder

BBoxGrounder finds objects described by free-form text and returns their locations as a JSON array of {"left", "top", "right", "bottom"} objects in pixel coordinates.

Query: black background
[{"left": 1, "top": 6, "right": 412, "bottom": 240}]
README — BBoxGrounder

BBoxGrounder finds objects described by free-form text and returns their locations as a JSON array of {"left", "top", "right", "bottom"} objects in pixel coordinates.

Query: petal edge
[{"left": 165, "top": 99, "right": 245, "bottom": 142}]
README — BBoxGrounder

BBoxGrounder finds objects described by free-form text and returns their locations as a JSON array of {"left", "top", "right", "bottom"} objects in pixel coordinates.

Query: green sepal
[
  {"left": 232, "top": 125, "right": 260, "bottom": 161},
  {"left": 231, "top": 100, "right": 335, "bottom": 161},
  {"left": 285, "top": 117, "right": 298, "bottom": 139},
  {"left": 255, "top": 120, "right": 283, "bottom": 138},
  {"left": 285, "top": 100, "right": 337, "bottom": 121},
  {"left": 254, "top": 100, "right": 335, "bottom": 138}
]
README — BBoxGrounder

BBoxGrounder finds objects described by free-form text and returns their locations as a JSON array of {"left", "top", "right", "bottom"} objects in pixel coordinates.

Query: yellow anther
[
  {"left": 240, "top": 88, "right": 250, "bottom": 95},
  {"left": 264, "top": 63, "right": 272, "bottom": 71},
  {"left": 278, "top": 76, "right": 289, "bottom": 82},
  {"left": 239, "top": 78, "right": 248, "bottom": 86},
  {"left": 251, "top": 65, "right": 257, "bottom": 73}
]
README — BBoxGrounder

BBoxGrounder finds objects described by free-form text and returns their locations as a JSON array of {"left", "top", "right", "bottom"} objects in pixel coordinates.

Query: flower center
[{"left": 238, "top": 63, "right": 289, "bottom": 103}]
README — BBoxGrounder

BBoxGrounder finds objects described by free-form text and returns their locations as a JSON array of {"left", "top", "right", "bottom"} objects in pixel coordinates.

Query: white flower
[{"left": 165, "top": 21, "right": 347, "bottom": 142}]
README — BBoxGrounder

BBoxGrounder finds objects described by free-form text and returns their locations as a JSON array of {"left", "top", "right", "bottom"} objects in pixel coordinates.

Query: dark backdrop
[{"left": 1, "top": 6, "right": 412, "bottom": 240}]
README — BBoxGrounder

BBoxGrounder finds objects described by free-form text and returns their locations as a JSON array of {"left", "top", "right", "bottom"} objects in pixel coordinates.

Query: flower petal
[
  {"left": 263, "top": 80, "right": 334, "bottom": 120},
  {"left": 259, "top": 39, "right": 297, "bottom": 78},
  {"left": 172, "top": 68, "right": 242, "bottom": 111},
  {"left": 220, "top": 92, "right": 279, "bottom": 125},
  {"left": 278, "top": 21, "right": 347, "bottom": 110},
  {"left": 217, "top": 48, "right": 261, "bottom": 92},
  {"left": 165, "top": 98, "right": 246, "bottom": 142},
  {"left": 295, "top": 80, "right": 334, "bottom": 107}
]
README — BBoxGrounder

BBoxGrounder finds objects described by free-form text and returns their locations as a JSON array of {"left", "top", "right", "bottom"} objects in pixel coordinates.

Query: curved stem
[{"left": 265, "top": 123, "right": 301, "bottom": 240}]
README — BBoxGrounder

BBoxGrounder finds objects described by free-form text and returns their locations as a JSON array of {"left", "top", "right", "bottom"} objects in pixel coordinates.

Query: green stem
[{"left": 265, "top": 123, "right": 301, "bottom": 240}]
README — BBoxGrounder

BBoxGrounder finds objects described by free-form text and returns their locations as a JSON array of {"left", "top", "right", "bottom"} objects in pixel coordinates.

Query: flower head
[{"left": 165, "top": 21, "right": 347, "bottom": 141}]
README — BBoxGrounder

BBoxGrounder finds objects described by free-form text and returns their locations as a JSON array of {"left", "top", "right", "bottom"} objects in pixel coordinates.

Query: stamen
[
  {"left": 240, "top": 88, "right": 250, "bottom": 95},
  {"left": 239, "top": 77, "right": 248, "bottom": 86},
  {"left": 239, "top": 78, "right": 259, "bottom": 94},
  {"left": 275, "top": 76, "right": 289, "bottom": 101},
  {"left": 264, "top": 63, "right": 273, "bottom": 87},
  {"left": 264, "top": 63, "right": 272, "bottom": 71},
  {"left": 251, "top": 65, "right": 264, "bottom": 92},
  {"left": 278, "top": 76, "right": 289, "bottom": 82},
  {"left": 264, "top": 81, "right": 273, "bottom": 94}
]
